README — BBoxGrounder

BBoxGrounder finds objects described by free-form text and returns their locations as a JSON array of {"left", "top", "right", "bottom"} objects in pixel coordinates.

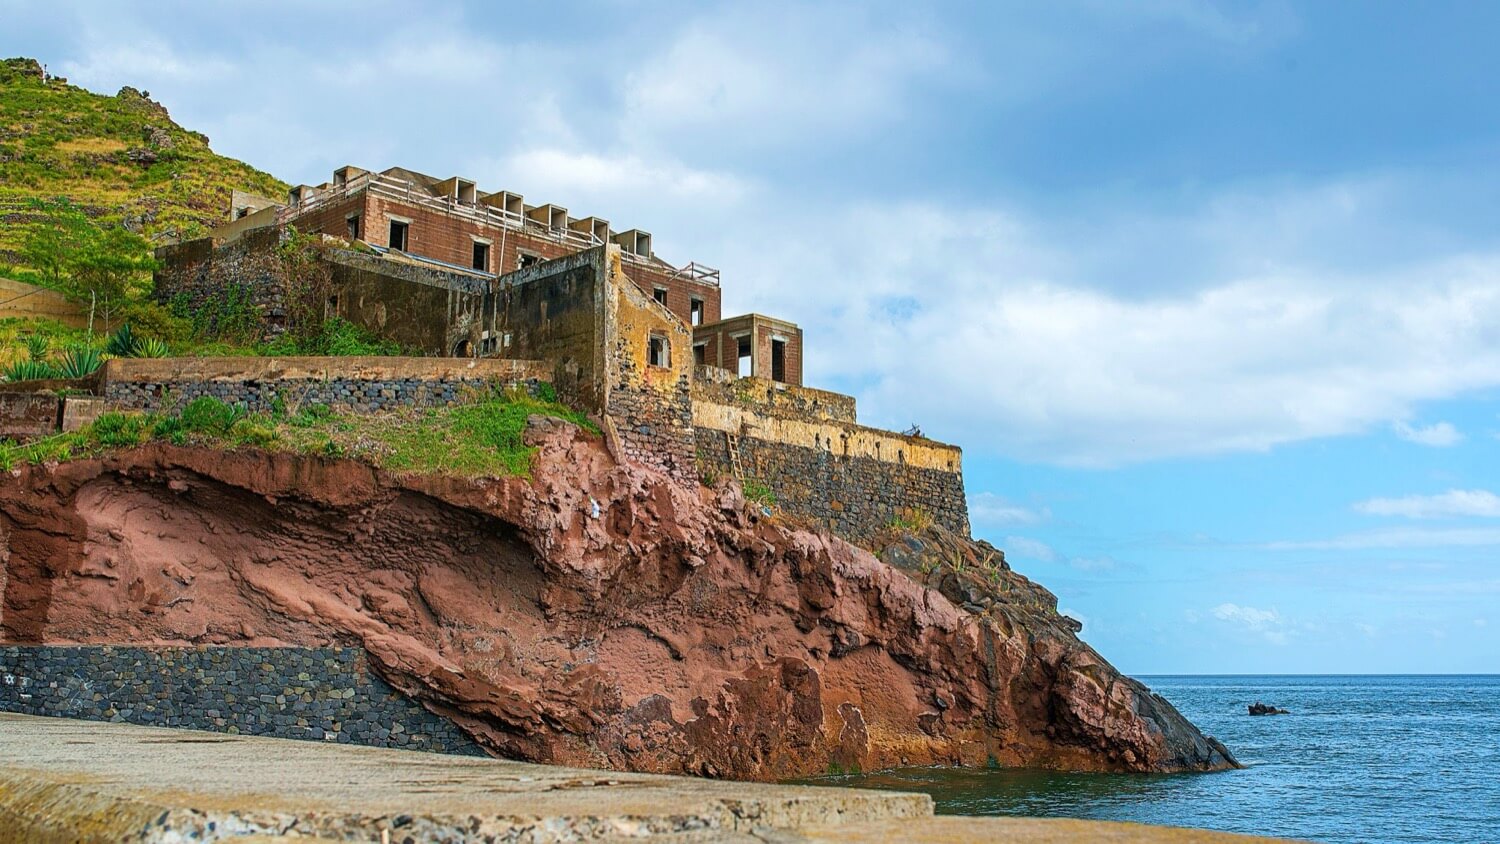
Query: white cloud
[
  {"left": 1354, "top": 489, "right": 1500, "bottom": 519},
  {"left": 712, "top": 188, "right": 1500, "bottom": 466},
  {"left": 1212, "top": 602, "right": 1289, "bottom": 644},
  {"left": 620, "top": 4, "right": 949, "bottom": 152},
  {"left": 1213, "top": 602, "right": 1280, "bottom": 627},
  {"left": 1002, "top": 536, "right": 1058, "bottom": 563},
  {"left": 968, "top": 492, "right": 1048, "bottom": 526},
  {"left": 489, "top": 149, "right": 750, "bottom": 206},
  {"left": 1265, "top": 527, "right": 1500, "bottom": 551},
  {"left": 1393, "top": 421, "right": 1464, "bottom": 447}
]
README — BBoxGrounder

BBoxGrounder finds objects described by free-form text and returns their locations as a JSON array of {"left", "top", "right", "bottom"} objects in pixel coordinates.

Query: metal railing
[{"left": 278, "top": 173, "right": 720, "bottom": 286}]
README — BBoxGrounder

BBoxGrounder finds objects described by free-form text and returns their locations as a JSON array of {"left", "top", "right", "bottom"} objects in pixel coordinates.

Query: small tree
[{"left": 21, "top": 199, "right": 157, "bottom": 334}]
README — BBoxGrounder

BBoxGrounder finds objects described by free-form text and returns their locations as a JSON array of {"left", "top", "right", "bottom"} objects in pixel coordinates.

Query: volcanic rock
[{"left": 0, "top": 418, "right": 1238, "bottom": 779}]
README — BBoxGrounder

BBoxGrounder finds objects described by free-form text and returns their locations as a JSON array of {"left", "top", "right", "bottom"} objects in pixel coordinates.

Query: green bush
[
  {"left": 179, "top": 396, "right": 244, "bottom": 436},
  {"left": 56, "top": 346, "right": 103, "bottom": 378},
  {"left": 116, "top": 301, "right": 192, "bottom": 347}
]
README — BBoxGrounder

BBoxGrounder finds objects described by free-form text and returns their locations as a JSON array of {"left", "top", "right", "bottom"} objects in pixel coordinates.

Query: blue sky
[{"left": 6, "top": 0, "right": 1499, "bottom": 673}]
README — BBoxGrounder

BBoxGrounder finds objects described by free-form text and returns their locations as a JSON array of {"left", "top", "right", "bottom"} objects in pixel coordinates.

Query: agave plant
[
  {"left": 135, "top": 337, "right": 171, "bottom": 358},
  {"left": 56, "top": 346, "right": 103, "bottom": 379},
  {"left": 25, "top": 333, "right": 48, "bottom": 362},
  {"left": 105, "top": 324, "right": 139, "bottom": 357},
  {"left": 3, "top": 359, "right": 57, "bottom": 381}
]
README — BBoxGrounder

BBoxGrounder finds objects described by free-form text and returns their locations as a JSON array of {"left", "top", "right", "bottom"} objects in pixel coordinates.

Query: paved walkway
[{"left": 0, "top": 713, "right": 1292, "bottom": 842}]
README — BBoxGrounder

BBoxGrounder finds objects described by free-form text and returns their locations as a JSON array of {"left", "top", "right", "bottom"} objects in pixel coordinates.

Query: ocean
[{"left": 816, "top": 675, "right": 1500, "bottom": 843}]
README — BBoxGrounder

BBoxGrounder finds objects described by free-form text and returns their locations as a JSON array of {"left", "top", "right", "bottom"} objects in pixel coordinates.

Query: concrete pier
[{"left": 0, "top": 713, "right": 1290, "bottom": 842}]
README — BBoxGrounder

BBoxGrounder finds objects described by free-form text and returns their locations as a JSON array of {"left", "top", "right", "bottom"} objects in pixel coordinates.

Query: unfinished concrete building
[{"left": 156, "top": 165, "right": 966, "bottom": 542}]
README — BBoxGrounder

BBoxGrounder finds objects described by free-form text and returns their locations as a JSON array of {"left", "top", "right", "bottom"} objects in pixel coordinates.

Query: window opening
[
  {"left": 653, "top": 287, "right": 668, "bottom": 306},
  {"left": 736, "top": 335, "right": 752, "bottom": 377},
  {"left": 693, "top": 343, "right": 707, "bottom": 366},
  {"left": 518, "top": 251, "right": 541, "bottom": 269},
  {"left": 648, "top": 334, "right": 670, "bottom": 368},
  {"left": 771, "top": 338, "right": 787, "bottom": 383},
  {"left": 347, "top": 215, "right": 361, "bottom": 240},
  {"left": 472, "top": 241, "right": 490, "bottom": 271},
  {"left": 690, "top": 297, "right": 704, "bottom": 326},
  {"left": 388, "top": 220, "right": 408, "bottom": 251}
]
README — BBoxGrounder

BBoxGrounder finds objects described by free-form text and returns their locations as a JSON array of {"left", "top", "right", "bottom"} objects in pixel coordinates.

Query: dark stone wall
[
  {"left": 0, "top": 645, "right": 483, "bottom": 755},
  {"left": 103, "top": 373, "right": 539, "bottom": 415},
  {"left": 695, "top": 428, "right": 969, "bottom": 546},
  {"left": 154, "top": 227, "right": 292, "bottom": 338},
  {"left": 493, "top": 249, "right": 605, "bottom": 412},
  {"left": 325, "top": 249, "right": 485, "bottom": 357}
]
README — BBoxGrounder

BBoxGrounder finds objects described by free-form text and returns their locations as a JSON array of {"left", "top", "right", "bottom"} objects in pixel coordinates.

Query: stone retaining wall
[
  {"left": 693, "top": 406, "right": 969, "bottom": 545},
  {"left": 0, "top": 645, "right": 483, "bottom": 755},
  {"left": 101, "top": 356, "right": 551, "bottom": 414}
]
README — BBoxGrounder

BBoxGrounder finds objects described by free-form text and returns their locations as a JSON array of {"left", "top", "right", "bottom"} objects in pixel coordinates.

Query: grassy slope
[
  {"left": 0, "top": 56, "right": 288, "bottom": 268},
  {"left": 1, "top": 392, "right": 601, "bottom": 477}
]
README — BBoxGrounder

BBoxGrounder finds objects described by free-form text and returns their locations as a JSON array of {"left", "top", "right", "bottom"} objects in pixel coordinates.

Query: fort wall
[
  {"left": 692, "top": 385, "right": 968, "bottom": 544},
  {"left": 0, "top": 645, "right": 482, "bottom": 754}
]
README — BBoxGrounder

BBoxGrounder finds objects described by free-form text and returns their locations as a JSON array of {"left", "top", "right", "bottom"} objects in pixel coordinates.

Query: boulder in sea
[{"left": 1248, "top": 702, "right": 1290, "bottom": 716}]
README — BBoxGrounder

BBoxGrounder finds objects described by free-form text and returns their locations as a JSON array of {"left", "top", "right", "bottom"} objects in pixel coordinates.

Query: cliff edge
[{"left": 0, "top": 416, "right": 1235, "bottom": 779}]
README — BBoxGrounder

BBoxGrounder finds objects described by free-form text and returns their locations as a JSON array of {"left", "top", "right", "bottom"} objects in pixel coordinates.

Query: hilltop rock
[{"left": 0, "top": 420, "right": 1237, "bottom": 779}]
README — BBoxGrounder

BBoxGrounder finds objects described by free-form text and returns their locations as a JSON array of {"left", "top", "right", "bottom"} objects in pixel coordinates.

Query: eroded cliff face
[{"left": 0, "top": 418, "right": 1235, "bottom": 779}]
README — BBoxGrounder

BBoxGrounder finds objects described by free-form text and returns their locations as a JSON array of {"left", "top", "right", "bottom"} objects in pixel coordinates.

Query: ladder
[{"left": 724, "top": 431, "right": 744, "bottom": 480}]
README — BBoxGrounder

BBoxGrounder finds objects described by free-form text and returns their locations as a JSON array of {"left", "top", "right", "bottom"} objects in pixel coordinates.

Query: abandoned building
[{"left": 154, "top": 166, "right": 968, "bottom": 542}]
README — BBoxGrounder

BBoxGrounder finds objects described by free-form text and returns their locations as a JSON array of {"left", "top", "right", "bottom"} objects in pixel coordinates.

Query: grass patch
[
  {"left": 0, "top": 386, "right": 598, "bottom": 479},
  {"left": 742, "top": 478, "right": 776, "bottom": 506}
]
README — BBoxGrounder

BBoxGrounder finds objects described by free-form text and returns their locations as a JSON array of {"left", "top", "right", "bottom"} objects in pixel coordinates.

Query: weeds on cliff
[
  {"left": 888, "top": 507, "right": 934, "bottom": 534},
  {"left": 741, "top": 478, "right": 776, "bottom": 506}
]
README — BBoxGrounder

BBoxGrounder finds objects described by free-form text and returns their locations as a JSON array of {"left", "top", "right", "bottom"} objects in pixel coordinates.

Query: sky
[{"left": 5, "top": 0, "right": 1499, "bottom": 674}]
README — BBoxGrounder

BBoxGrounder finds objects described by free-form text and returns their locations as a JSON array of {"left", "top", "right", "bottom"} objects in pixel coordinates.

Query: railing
[{"left": 278, "top": 173, "right": 720, "bottom": 286}]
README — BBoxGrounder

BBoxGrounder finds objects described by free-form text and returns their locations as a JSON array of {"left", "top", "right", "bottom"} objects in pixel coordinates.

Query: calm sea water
[{"left": 813, "top": 675, "right": 1500, "bottom": 843}]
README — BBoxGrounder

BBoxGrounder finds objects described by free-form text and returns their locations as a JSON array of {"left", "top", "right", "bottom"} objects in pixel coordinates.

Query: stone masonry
[{"left": 0, "top": 645, "right": 483, "bottom": 755}]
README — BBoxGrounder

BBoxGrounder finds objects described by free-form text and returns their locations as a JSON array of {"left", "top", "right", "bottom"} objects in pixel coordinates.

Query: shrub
[
  {"left": 3, "top": 359, "right": 57, "bottom": 381},
  {"left": 534, "top": 382, "right": 558, "bottom": 403},
  {"left": 56, "top": 346, "right": 103, "bottom": 378},
  {"left": 90, "top": 412, "right": 150, "bottom": 448},
  {"left": 179, "top": 396, "right": 244, "bottom": 436}
]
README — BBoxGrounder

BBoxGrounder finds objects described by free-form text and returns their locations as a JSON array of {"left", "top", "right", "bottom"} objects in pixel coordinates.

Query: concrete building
[{"left": 154, "top": 166, "right": 966, "bottom": 541}]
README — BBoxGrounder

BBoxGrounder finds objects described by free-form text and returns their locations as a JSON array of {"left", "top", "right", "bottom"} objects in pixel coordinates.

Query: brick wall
[
  {"left": 308, "top": 190, "right": 722, "bottom": 327},
  {"left": 0, "top": 645, "right": 482, "bottom": 755},
  {"left": 101, "top": 356, "right": 550, "bottom": 415}
]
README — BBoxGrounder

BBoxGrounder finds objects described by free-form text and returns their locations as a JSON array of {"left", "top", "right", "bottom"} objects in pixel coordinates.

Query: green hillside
[{"left": 0, "top": 56, "right": 288, "bottom": 269}]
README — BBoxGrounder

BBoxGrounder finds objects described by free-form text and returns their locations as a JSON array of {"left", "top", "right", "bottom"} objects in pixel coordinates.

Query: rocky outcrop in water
[{"left": 0, "top": 417, "right": 1236, "bottom": 779}]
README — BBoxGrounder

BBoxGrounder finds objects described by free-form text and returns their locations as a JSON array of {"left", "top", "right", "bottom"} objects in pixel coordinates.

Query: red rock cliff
[{"left": 0, "top": 418, "right": 1235, "bottom": 779}]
